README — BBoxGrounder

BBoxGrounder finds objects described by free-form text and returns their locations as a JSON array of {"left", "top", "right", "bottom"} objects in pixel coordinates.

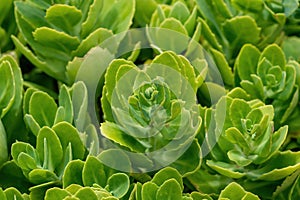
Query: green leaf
[
  {"left": 80, "top": 0, "right": 105, "bottom": 38},
  {"left": 82, "top": 156, "right": 106, "bottom": 187},
  {"left": 271, "top": 125, "right": 288, "bottom": 155},
  {"left": 170, "top": 139, "right": 202, "bottom": 177},
  {"left": 210, "top": 48, "right": 234, "bottom": 86},
  {"left": 28, "top": 169, "right": 58, "bottom": 184},
  {"left": 29, "top": 91, "right": 57, "bottom": 127},
  {"left": 0, "top": 188, "right": 5, "bottom": 200},
  {"left": 229, "top": 99, "right": 251, "bottom": 130},
  {"left": 65, "top": 184, "right": 83, "bottom": 195},
  {"left": 141, "top": 182, "right": 159, "bottom": 200},
  {"left": 134, "top": 0, "right": 157, "bottom": 26},
  {"left": 184, "top": 7, "right": 198, "bottom": 36},
  {"left": 73, "top": 28, "right": 114, "bottom": 57},
  {"left": 57, "top": 85, "right": 73, "bottom": 124},
  {"left": 36, "top": 127, "right": 63, "bottom": 171},
  {"left": 99, "top": 0, "right": 135, "bottom": 34},
  {"left": 63, "top": 160, "right": 85, "bottom": 188},
  {"left": 273, "top": 170, "right": 300, "bottom": 199},
  {"left": 219, "top": 182, "right": 259, "bottom": 200},
  {"left": 259, "top": 44, "right": 286, "bottom": 70},
  {"left": 223, "top": 16, "right": 261, "bottom": 57},
  {"left": 11, "top": 142, "right": 39, "bottom": 173},
  {"left": 0, "top": 161, "right": 31, "bottom": 194},
  {"left": 249, "top": 151, "right": 300, "bottom": 181},
  {"left": 151, "top": 167, "right": 183, "bottom": 190},
  {"left": 106, "top": 173, "right": 130, "bottom": 198},
  {"left": 0, "top": 120, "right": 8, "bottom": 166},
  {"left": 33, "top": 27, "right": 80, "bottom": 57},
  {"left": 81, "top": 0, "right": 134, "bottom": 37},
  {"left": 169, "top": 1, "right": 190, "bottom": 22},
  {"left": 52, "top": 122, "right": 86, "bottom": 160},
  {"left": 186, "top": 169, "right": 232, "bottom": 195},
  {"left": 190, "top": 192, "right": 213, "bottom": 200},
  {"left": 148, "top": 18, "right": 189, "bottom": 54},
  {"left": 0, "top": 0, "right": 13, "bottom": 24},
  {"left": 195, "top": 0, "right": 224, "bottom": 38},
  {"left": 197, "top": 18, "right": 222, "bottom": 51},
  {"left": 225, "top": 127, "right": 249, "bottom": 151},
  {"left": 227, "top": 150, "right": 252, "bottom": 167},
  {"left": 100, "top": 122, "right": 145, "bottom": 152},
  {"left": 277, "top": 65, "right": 296, "bottom": 101},
  {"left": 45, "top": 4, "right": 82, "bottom": 36},
  {"left": 17, "top": 152, "right": 38, "bottom": 172},
  {"left": 71, "top": 81, "right": 89, "bottom": 132},
  {"left": 240, "top": 76, "right": 265, "bottom": 100},
  {"left": 45, "top": 187, "right": 71, "bottom": 200},
  {"left": 15, "top": 1, "right": 49, "bottom": 41},
  {"left": 24, "top": 114, "right": 41, "bottom": 137},
  {"left": 235, "top": 44, "right": 261, "bottom": 81},
  {"left": 4, "top": 187, "right": 24, "bottom": 200},
  {"left": 156, "top": 179, "right": 182, "bottom": 200},
  {"left": 282, "top": 37, "right": 300, "bottom": 62},
  {"left": 227, "top": 87, "right": 251, "bottom": 100},
  {"left": 97, "top": 149, "right": 131, "bottom": 173},
  {"left": 206, "top": 160, "right": 246, "bottom": 179},
  {"left": 232, "top": 0, "right": 264, "bottom": 12},
  {"left": 280, "top": 89, "right": 299, "bottom": 124},
  {"left": 0, "top": 59, "right": 15, "bottom": 117},
  {"left": 75, "top": 187, "right": 98, "bottom": 200}
]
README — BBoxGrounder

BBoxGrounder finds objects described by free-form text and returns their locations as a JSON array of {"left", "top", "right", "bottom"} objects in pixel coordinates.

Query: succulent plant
[
  {"left": 146, "top": 0, "right": 200, "bottom": 54},
  {"left": 23, "top": 81, "right": 99, "bottom": 155},
  {"left": 13, "top": 0, "right": 135, "bottom": 83},
  {"left": 203, "top": 95, "right": 300, "bottom": 183},
  {"left": 100, "top": 51, "right": 202, "bottom": 175},
  {"left": 11, "top": 122, "right": 86, "bottom": 185},
  {"left": 194, "top": 0, "right": 300, "bottom": 66},
  {"left": 234, "top": 43, "right": 300, "bottom": 131}
]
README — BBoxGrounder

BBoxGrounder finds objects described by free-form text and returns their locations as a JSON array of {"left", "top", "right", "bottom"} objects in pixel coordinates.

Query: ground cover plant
[{"left": 0, "top": 0, "right": 300, "bottom": 199}]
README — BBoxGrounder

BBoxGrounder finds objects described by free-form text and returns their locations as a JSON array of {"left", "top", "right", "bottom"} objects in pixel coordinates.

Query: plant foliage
[{"left": 0, "top": 0, "right": 300, "bottom": 200}]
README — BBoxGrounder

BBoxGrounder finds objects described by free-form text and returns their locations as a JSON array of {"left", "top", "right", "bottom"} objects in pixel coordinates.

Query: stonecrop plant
[{"left": 0, "top": 0, "right": 300, "bottom": 200}]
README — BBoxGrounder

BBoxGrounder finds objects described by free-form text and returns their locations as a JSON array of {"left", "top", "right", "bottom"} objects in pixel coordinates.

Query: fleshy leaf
[
  {"left": 63, "top": 160, "right": 85, "bottom": 188},
  {"left": 36, "top": 127, "right": 63, "bottom": 171},
  {"left": 151, "top": 167, "right": 184, "bottom": 190},
  {"left": 82, "top": 156, "right": 106, "bottom": 187},
  {"left": 156, "top": 179, "right": 182, "bottom": 200},
  {"left": 45, "top": 4, "right": 82, "bottom": 36},
  {"left": 28, "top": 91, "right": 57, "bottom": 127},
  {"left": 219, "top": 182, "right": 260, "bottom": 200},
  {"left": 106, "top": 173, "right": 130, "bottom": 198}
]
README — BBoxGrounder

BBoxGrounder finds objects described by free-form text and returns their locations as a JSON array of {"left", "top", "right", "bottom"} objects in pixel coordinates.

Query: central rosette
[{"left": 100, "top": 51, "right": 203, "bottom": 171}]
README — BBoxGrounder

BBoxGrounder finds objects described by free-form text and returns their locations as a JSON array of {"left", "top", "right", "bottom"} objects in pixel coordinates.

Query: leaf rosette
[
  {"left": 235, "top": 43, "right": 300, "bottom": 130},
  {"left": 195, "top": 0, "right": 297, "bottom": 64},
  {"left": 23, "top": 81, "right": 99, "bottom": 154},
  {"left": 100, "top": 51, "right": 202, "bottom": 174},
  {"left": 204, "top": 95, "right": 300, "bottom": 181},
  {"left": 13, "top": 0, "right": 135, "bottom": 83},
  {"left": 145, "top": 0, "right": 201, "bottom": 56}
]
